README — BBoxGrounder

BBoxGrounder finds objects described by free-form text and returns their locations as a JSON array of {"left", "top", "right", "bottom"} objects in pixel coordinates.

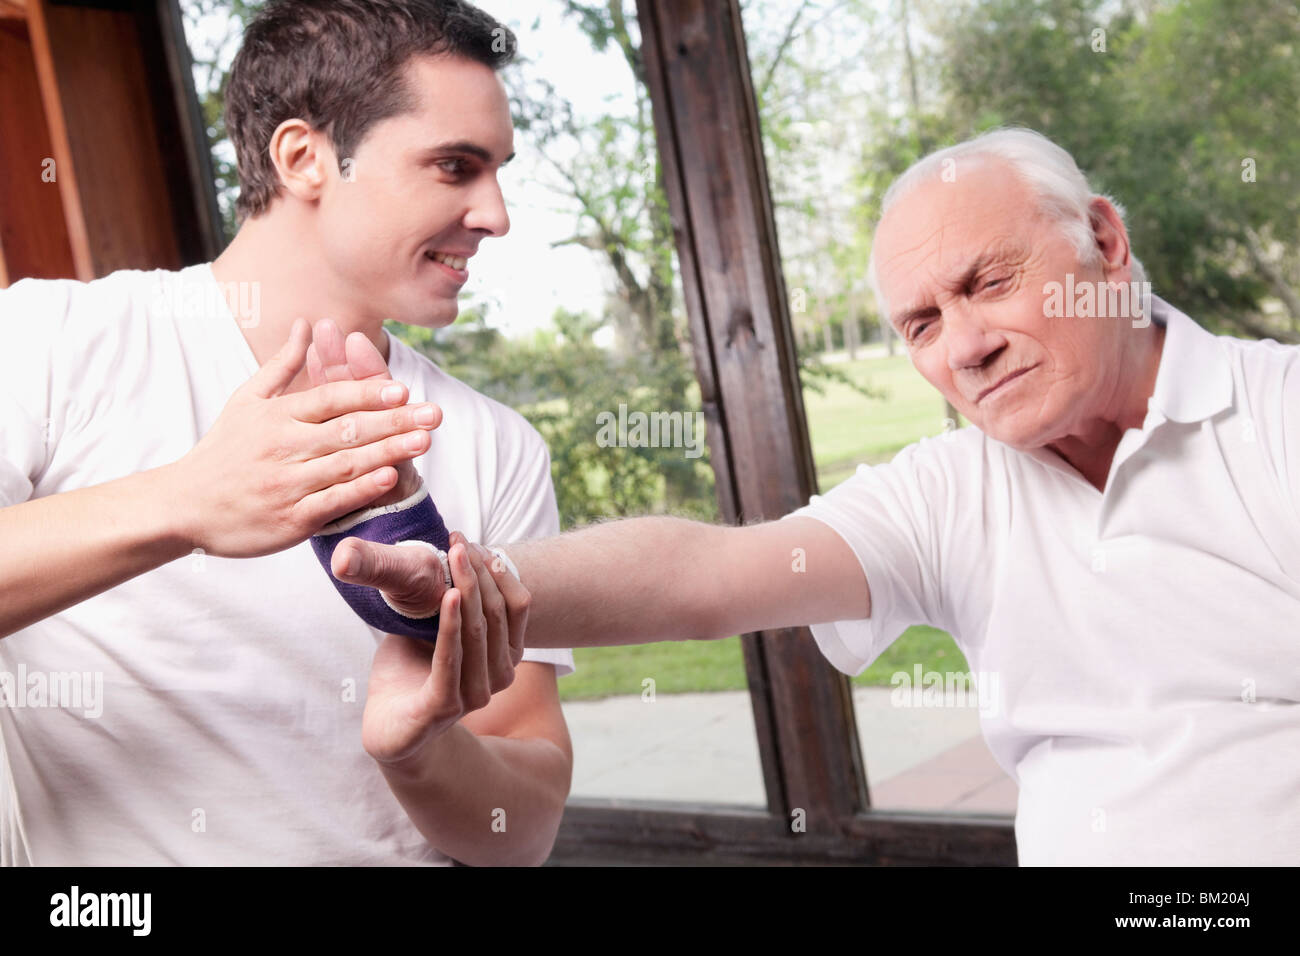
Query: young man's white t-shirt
[{"left": 0, "top": 262, "right": 574, "bottom": 865}]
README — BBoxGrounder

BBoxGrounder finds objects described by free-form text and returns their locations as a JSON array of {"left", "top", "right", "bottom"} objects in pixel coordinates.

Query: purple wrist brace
[{"left": 310, "top": 486, "right": 450, "bottom": 641}]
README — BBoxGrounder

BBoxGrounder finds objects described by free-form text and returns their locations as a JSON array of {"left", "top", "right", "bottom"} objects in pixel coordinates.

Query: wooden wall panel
[
  {"left": 40, "top": 1, "right": 182, "bottom": 275},
  {"left": 0, "top": 17, "right": 77, "bottom": 282}
]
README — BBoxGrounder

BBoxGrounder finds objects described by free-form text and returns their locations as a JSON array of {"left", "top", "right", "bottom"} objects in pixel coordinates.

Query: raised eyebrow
[
  {"left": 958, "top": 246, "right": 1025, "bottom": 289},
  {"left": 890, "top": 246, "right": 1023, "bottom": 328}
]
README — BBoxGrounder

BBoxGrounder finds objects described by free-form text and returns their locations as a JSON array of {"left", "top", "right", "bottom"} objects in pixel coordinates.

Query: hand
[
  {"left": 171, "top": 318, "right": 440, "bottom": 558},
  {"left": 305, "top": 320, "right": 432, "bottom": 508},
  {"left": 360, "top": 533, "right": 531, "bottom": 766}
]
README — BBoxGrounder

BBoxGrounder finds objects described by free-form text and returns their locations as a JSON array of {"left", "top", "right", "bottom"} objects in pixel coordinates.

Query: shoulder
[
  {"left": 1214, "top": 326, "right": 1300, "bottom": 424},
  {"left": 810, "top": 425, "right": 992, "bottom": 515},
  {"left": 884, "top": 424, "right": 998, "bottom": 488},
  {"left": 1, "top": 267, "right": 179, "bottom": 343},
  {"left": 1215, "top": 323, "right": 1300, "bottom": 371}
]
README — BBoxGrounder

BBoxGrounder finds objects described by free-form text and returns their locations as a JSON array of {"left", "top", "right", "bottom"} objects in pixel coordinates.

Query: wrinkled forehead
[{"left": 873, "top": 161, "right": 1040, "bottom": 305}]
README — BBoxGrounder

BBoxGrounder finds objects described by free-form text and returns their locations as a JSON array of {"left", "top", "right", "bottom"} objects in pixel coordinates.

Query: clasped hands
[{"left": 303, "top": 320, "right": 527, "bottom": 766}]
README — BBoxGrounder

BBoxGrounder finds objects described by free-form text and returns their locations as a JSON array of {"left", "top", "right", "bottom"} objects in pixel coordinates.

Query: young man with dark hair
[{"left": 0, "top": 0, "right": 573, "bottom": 866}]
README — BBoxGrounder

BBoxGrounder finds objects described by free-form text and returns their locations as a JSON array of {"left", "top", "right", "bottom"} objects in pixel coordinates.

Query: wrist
[{"left": 139, "top": 462, "right": 200, "bottom": 561}]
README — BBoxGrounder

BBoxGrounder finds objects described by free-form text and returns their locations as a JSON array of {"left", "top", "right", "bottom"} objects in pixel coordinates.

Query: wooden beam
[
  {"left": 24, "top": 0, "right": 93, "bottom": 279},
  {"left": 637, "top": 0, "right": 870, "bottom": 831},
  {"left": 549, "top": 801, "right": 1017, "bottom": 866},
  {"left": 149, "top": 0, "right": 226, "bottom": 260},
  {"left": 0, "top": 16, "right": 78, "bottom": 282}
]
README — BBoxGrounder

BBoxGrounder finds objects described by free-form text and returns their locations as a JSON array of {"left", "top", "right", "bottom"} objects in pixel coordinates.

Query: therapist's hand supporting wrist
[{"left": 356, "top": 533, "right": 530, "bottom": 767}]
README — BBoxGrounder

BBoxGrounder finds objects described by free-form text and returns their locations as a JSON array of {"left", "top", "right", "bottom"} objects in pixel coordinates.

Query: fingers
[
  {"left": 311, "top": 319, "right": 391, "bottom": 384},
  {"left": 427, "top": 588, "right": 463, "bottom": 709},
  {"left": 447, "top": 541, "right": 491, "bottom": 712},
  {"left": 299, "top": 428, "right": 431, "bottom": 495},
  {"left": 311, "top": 403, "right": 442, "bottom": 458},
  {"left": 294, "top": 467, "right": 399, "bottom": 529},
  {"left": 332, "top": 539, "right": 449, "bottom": 618},
  {"left": 344, "top": 330, "right": 392, "bottom": 380},
  {"left": 283, "top": 379, "right": 410, "bottom": 425},
  {"left": 313, "top": 319, "right": 354, "bottom": 382},
  {"left": 248, "top": 318, "right": 310, "bottom": 399},
  {"left": 460, "top": 539, "right": 515, "bottom": 685},
  {"left": 473, "top": 543, "right": 530, "bottom": 668},
  {"left": 305, "top": 342, "right": 326, "bottom": 389}
]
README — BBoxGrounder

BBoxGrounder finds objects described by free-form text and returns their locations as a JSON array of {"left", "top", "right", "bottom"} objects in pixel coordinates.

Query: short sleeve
[
  {"left": 483, "top": 417, "right": 575, "bottom": 678},
  {"left": 784, "top": 434, "right": 971, "bottom": 675},
  {"left": 0, "top": 279, "right": 69, "bottom": 507}
]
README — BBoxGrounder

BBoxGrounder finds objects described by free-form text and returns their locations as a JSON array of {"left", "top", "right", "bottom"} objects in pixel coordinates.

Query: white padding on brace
[{"left": 317, "top": 485, "right": 430, "bottom": 537}]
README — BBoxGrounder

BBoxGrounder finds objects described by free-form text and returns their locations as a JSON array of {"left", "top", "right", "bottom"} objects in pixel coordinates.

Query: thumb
[
  {"left": 334, "top": 538, "right": 447, "bottom": 615},
  {"left": 248, "top": 318, "right": 310, "bottom": 399}
]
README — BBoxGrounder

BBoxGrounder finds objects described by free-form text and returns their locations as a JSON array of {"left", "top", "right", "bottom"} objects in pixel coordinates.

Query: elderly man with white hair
[{"left": 325, "top": 127, "right": 1300, "bottom": 866}]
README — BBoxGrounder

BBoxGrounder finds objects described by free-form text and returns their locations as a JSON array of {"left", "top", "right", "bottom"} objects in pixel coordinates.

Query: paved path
[{"left": 563, "top": 687, "right": 1017, "bottom": 815}]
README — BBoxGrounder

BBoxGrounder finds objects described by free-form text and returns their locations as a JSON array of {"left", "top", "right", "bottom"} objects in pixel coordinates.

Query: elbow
[{"left": 455, "top": 793, "right": 568, "bottom": 867}]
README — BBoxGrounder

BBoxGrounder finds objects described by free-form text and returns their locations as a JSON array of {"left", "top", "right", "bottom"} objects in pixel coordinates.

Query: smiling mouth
[
  {"left": 427, "top": 251, "right": 469, "bottom": 271},
  {"left": 978, "top": 364, "right": 1037, "bottom": 403}
]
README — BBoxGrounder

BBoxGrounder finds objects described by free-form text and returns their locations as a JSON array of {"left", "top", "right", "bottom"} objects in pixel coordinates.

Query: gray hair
[{"left": 866, "top": 127, "right": 1147, "bottom": 320}]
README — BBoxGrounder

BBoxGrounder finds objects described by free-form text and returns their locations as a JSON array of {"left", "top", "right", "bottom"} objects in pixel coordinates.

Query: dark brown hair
[{"left": 225, "top": 0, "right": 517, "bottom": 220}]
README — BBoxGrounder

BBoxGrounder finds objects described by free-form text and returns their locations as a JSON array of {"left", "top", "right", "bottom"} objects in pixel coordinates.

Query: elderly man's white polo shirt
[{"left": 790, "top": 296, "right": 1300, "bottom": 865}]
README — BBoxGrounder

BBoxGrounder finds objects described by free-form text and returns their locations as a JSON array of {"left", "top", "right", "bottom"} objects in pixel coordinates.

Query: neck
[
  {"left": 1046, "top": 318, "right": 1167, "bottom": 492},
  {"left": 211, "top": 213, "right": 390, "bottom": 394}
]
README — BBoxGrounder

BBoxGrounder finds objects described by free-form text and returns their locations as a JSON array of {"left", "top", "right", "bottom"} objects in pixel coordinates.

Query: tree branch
[{"left": 757, "top": 0, "right": 813, "bottom": 101}]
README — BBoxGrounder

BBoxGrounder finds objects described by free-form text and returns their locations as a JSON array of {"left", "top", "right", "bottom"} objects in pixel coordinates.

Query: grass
[
  {"left": 557, "top": 350, "right": 971, "bottom": 702},
  {"left": 803, "top": 349, "right": 960, "bottom": 488}
]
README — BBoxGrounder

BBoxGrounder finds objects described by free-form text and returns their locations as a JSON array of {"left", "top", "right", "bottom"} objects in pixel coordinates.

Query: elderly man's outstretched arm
[
  {"left": 335, "top": 512, "right": 872, "bottom": 649},
  {"left": 509, "top": 517, "right": 871, "bottom": 647}
]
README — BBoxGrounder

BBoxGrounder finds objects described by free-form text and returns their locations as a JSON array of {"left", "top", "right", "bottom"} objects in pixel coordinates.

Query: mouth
[
  {"left": 977, "top": 364, "right": 1038, "bottom": 404},
  {"left": 424, "top": 250, "right": 471, "bottom": 283}
]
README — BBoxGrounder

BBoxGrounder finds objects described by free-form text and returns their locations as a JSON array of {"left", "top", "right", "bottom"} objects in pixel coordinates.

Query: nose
[
  {"left": 944, "top": 302, "right": 1002, "bottom": 372},
  {"left": 464, "top": 175, "right": 511, "bottom": 239}
]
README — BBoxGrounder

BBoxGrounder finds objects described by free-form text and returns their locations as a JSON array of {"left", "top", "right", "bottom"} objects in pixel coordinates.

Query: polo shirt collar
[{"left": 1146, "top": 294, "right": 1233, "bottom": 424}]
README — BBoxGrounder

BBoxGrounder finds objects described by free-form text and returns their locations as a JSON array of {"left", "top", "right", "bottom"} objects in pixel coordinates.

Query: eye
[
  {"left": 981, "top": 275, "right": 1008, "bottom": 291},
  {"left": 435, "top": 158, "right": 470, "bottom": 177},
  {"left": 908, "top": 320, "right": 934, "bottom": 343}
]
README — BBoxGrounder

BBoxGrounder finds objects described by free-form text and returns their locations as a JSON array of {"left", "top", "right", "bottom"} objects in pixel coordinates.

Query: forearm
[
  {"left": 503, "top": 515, "right": 872, "bottom": 649},
  {"left": 505, "top": 516, "right": 733, "bottom": 648},
  {"left": 0, "top": 464, "right": 191, "bottom": 638},
  {"left": 377, "top": 723, "right": 571, "bottom": 867}
]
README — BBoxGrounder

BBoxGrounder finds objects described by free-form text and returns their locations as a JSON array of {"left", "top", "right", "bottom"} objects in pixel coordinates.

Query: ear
[
  {"left": 268, "top": 118, "right": 331, "bottom": 204},
  {"left": 1087, "top": 196, "right": 1132, "bottom": 283}
]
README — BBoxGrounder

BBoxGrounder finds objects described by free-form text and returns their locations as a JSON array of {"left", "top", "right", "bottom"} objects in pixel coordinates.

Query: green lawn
[
  {"left": 558, "top": 351, "right": 971, "bottom": 702},
  {"left": 804, "top": 350, "right": 960, "bottom": 489}
]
